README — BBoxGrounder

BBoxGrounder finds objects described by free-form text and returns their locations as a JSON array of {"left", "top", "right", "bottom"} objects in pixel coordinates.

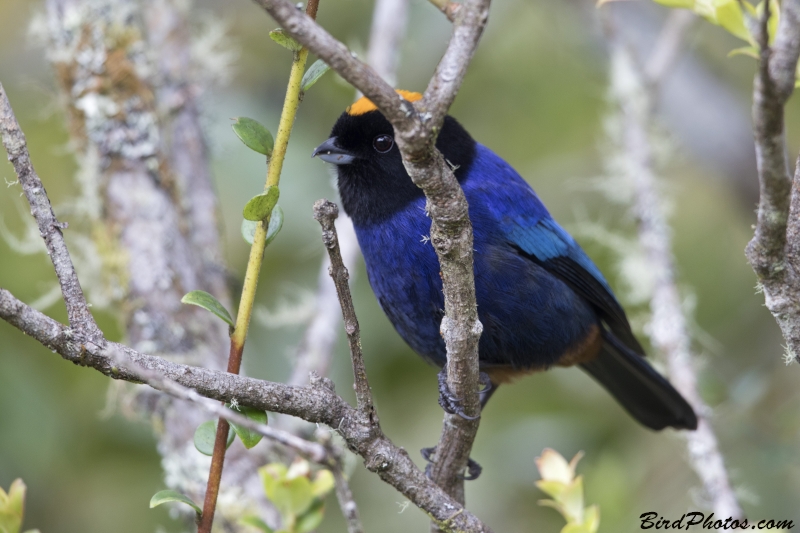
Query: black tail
[{"left": 580, "top": 331, "right": 698, "bottom": 431}]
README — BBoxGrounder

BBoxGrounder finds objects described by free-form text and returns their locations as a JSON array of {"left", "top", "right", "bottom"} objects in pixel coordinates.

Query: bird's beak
[{"left": 312, "top": 137, "right": 356, "bottom": 165}]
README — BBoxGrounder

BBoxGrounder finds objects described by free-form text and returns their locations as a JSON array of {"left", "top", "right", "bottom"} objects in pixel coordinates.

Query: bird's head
[{"left": 313, "top": 90, "right": 475, "bottom": 226}]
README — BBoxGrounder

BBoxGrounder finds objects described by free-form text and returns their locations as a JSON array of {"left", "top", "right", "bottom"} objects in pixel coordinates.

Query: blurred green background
[{"left": 2, "top": 0, "right": 800, "bottom": 531}]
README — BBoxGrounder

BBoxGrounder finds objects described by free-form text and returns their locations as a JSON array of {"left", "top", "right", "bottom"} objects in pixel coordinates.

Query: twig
[
  {"left": 426, "top": 0, "right": 460, "bottom": 23},
  {"left": 745, "top": 0, "right": 800, "bottom": 362},
  {"left": 0, "top": 82, "right": 100, "bottom": 340},
  {"left": 605, "top": 20, "right": 742, "bottom": 518},
  {"left": 313, "top": 200, "right": 376, "bottom": 424},
  {"left": 331, "top": 465, "right": 363, "bottom": 533},
  {"left": 252, "top": 0, "right": 491, "bottom": 505},
  {"left": 0, "top": 287, "right": 492, "bottom": 533},
  {"left": 316, "top": 432, "right": 365, "bottom": 533}
]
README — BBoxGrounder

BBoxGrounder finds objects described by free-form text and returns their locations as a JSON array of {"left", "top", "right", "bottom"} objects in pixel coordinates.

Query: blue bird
[{"left": 313, "top": 91, "right": 697, "bottom": 432}]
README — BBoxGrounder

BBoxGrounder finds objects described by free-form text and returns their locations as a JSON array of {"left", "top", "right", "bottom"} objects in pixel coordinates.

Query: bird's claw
[
  {"left": 420, "top": 446, "right": 483, "bottom": 481},
  {"left": 437, "top": 368, "right": 485, "bottom": 420}
]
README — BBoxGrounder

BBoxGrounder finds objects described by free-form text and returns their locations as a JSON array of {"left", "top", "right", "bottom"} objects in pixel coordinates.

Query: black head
[{"left": 312, "top": 92, "right": 477, "bottom": 226}]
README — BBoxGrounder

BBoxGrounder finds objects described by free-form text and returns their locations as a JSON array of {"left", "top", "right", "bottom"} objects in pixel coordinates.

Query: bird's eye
[{"left": 372, "top": 134, "right": 394, "bottom": 153}]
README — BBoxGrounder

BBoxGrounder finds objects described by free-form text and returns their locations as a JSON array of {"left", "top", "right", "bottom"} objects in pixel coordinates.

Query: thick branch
[
  {"left": 0, "top": 82, "right": 100, "bottom": 340},
  {"left": 0, "top": 287, "right": 492, "bottom": 533},
  {"left": 745, "top": 0, "right": 800, "bottom": 361},
  {"left": 747, "top": 0, "right": 800, "bottom": 272}
]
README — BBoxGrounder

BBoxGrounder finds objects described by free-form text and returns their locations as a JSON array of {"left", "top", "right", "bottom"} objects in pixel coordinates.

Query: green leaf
[
  {"left": 194, "top": 420, "right": 235, "bottom": 456},
  {"left": 232, "top": 117, "right": 274, "bottom": 157},
  {"left": 266, "top": 205, "right": 284, "bottom": 245},
  {"left": 228, "top": 404, "right": 268, "bottom": 449},
  {"left": 270, "top": 29, "right": 302, "bottom": 51},
  {"left": 181, "top": 290, "right": 234, "bottom": 327},
  {"left": 0, "top": 479, "right": 26, "bottom": 533},
  {"left": 301, "top": 60, "right": 330, "bottom": 92},
  {"left": 241, "top": 206, "right": 283, "bottom": 246},
  {"left": 728, "top": 46, "right": 759, "bottom": 58},
  {"left": 239, "top": 515, "right": 274, "bottom": 532},
  {"left": 281, "top": 477, "right": 314, "bottom": 518},
  {"left": 651, "top": 0, "right": 694, "bottom": 7},
  {"left": 149, "top": 490, "right": 202, "bottom": 514},
  {"left": 713, "top": 0, "right": 753, "bottom": 44},
  {"left": 295, "top": 500, "right": 325, "bottom": 533},
  {"left": 241, "top": 219, "right": 259, "bottom": 245},
  {"left": 260, "top": 464, "right": 314, "bottom": 522},
  {"left": 310, "top": 470, "right": 334, "bottom": 498},
  {"left": 243, "top": 187, "right": 280, "bottom": 221}
]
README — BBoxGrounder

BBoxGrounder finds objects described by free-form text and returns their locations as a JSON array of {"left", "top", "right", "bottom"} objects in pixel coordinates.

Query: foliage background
[{"left": 1, "top": 0, "right": 799, "bottom": 531}]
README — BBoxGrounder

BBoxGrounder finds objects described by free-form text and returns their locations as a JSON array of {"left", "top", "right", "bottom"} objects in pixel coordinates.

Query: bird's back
[{"left": 353, "top": 142, "right": 602, "bottom": 371}]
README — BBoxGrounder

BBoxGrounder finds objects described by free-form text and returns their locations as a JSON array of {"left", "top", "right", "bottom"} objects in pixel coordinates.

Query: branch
[
  {"left": 252, "top": 0, "right": 491, "bottom": 503},
  {"left": 0, "top": 287, "right": 492, "bottom": 533},
  {"left": 0, "top": 82, "right": 100, "bottom": 340},
  {"left": 744, "top": 0, "right": 800, "bottom": 361},
  {"left": 604, "top": 19, "right": 742, "bottom": 517},
  {"left": 313, "top": 200, "right": 376, "bottom": 422},
  {"left": 104, "top": 343, "right": 330, "bottom": 464}
]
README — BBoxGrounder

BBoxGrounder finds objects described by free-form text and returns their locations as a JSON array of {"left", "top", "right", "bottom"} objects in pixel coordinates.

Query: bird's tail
[{"left": 580, "top": 331, "right": 698, "bottom": 430}]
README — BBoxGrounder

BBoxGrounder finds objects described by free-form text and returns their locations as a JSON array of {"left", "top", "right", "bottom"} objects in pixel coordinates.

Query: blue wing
[{"left": 465, "top": 144, "right": 644, "bottom": 355}]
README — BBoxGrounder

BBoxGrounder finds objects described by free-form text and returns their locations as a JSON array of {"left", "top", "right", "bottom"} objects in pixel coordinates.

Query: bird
[{"left": 312, "top": 90, "right": 698, "bottom": 433}]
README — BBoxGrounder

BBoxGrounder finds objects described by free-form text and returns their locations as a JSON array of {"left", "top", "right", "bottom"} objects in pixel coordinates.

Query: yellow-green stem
[
  {"left": 229, "top": 47, "right": 310, "bottom": 353},
  {"left": 197, "top": 34, "right": 313, "bottom": 533}
]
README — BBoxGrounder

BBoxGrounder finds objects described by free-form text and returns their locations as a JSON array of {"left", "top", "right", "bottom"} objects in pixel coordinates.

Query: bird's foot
[
  {"left": 421, "top": 446, "right": 483, "bottom": 480},
  {"left": 437, "top": 368, "right": 492, "bottom": 420}
]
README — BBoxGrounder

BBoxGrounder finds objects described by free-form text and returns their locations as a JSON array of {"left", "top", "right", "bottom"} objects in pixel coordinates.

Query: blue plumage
[
  {"left": 314, "top": 99, "right": 697, "bottom": 430},
  {"left": 355, "top": 144, "right": 598, "bottom": 370}
]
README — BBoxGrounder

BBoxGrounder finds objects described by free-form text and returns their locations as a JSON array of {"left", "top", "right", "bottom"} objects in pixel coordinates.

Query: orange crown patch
[{"left": 346, "top": 90, "right": 422, "bottom": 116}]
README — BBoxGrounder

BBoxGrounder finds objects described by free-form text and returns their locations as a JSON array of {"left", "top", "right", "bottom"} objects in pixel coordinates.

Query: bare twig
[
  {"left": 288, "top": 0, "right": 410, "bottom": 390},
  {"left": 252, "top": 0, "right": 491, "bottom": 504},
  {"left": 0, "top": 82, "right": 100, "bottom": 340},
  {"left": 313, "top": 200, "right": 376, "bottom": 423},
  {"left": 745, "top": 0, "right": 800, "bottom": 362},
  {"left": 316, "top": 433, "right": 365, "bottom": 533},
  {"left": 0, "top": 287, "right": 492, "bottom": 533},
  {"left": 605, "top": 21, "right": 742, "bottom": 517}
]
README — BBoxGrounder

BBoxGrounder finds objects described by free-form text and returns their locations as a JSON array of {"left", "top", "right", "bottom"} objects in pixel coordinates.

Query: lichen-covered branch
[{"left": 745, "top": 0, "right": 800, "bottom": 362}]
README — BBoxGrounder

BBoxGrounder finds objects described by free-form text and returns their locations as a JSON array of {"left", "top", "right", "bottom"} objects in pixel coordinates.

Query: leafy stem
[{"left": 197, "top": 1, "right": 321, "bottom": 531}]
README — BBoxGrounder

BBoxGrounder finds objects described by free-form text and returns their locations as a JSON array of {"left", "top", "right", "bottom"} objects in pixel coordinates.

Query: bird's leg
[
  {"left": 437, "top": 367, "right": 492, "bottom": 420},
  {"left": 420, "top": 446, "right": 483, "bottom": 480}
]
